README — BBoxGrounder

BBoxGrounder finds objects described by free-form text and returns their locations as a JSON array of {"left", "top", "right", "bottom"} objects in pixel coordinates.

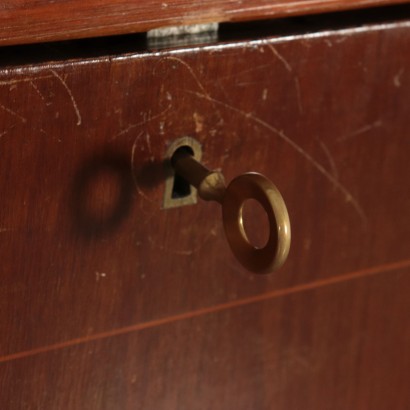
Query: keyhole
[
  {"left": 171, "top": 146, "right": 194, "bottom": 199},
  {"left": 163, "top": 137, "right": 202, "bottom": 209}
]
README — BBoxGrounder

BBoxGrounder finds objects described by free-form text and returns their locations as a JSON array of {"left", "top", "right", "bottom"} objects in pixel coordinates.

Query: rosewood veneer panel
[
  {"left": 1, "top": 19, "right": 410, "bottom": 363},
  {"left": 2, "top": 269, "right": 410, "bottom": 409}
]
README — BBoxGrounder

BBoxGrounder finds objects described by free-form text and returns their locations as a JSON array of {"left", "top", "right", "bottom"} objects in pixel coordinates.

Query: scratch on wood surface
[
  {"left": 29, "top": 80, "right": 46, "bottom": 101},
  {"left": 266, "top": 44, "right": 303, "bottom": 114},
  {"left": 145, "top": 133, "right": 152, "bottom": 154},
  {"left": 335, "top": 36, "right": 348, "bottom": 44},
  {"left": 145, "top": 132, "right": 155, "bottom": 161},
  {"left": 266, "top": 44, "right": 292, "bottom": 72},
  {"left": 324, "top": 39, "right": 333, "bottom": 48},
  {"left": 193, "top": 112, "right": 204, "bottom": 133},
  {"left": 317, "top": 138, "right": 339, "bottom": 182},
  {"left": 115, "top": 105, "right": 171, "bottom": 138},
  {"left": 0, "top": 129, "right": 8, "bottom": 138},
  {"left": 262, "top": 89, "right": 268, "bottom": 100},
  {"left": 117, "top": 123, "right": 140, "bottom": 138},
  {"left": 393, "top": 68, "right": 404, "bottom": 87},
  {"left": 162, "top": 56, "right": 210, "bottom": 97},
  {"left": 95, "top": 272, "right": 107, "bottom": 282},
  {"left": 50, "top": 69, "right": 82, "bottom": 126},
  {"left": 0, "top": 75, "right": 55, "bottom": 87},
  {"left": 0, "top": 124, "right": 16, "bottom": 139},
  {"left": 337, "top": 120, "right": 383, "bottom": 142},
  {"left": 0, "top": 102, "right": 27, "bottom": 123},
  {"left": 235, "top": 81, "right": 263, "bottom": 87},
  {"left": 184, "top": 89, "right": 367, "bottom": 225}
]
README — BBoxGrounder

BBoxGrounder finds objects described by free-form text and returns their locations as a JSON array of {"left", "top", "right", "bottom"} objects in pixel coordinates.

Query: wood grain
[
  {"left": 1, "top": 12, "right": 410, "bottom": 408},
  {"left": 2, "top": 268, "right": 410, "bottom": 409},
  {"left": 1, "top": 14, "right": 410, "bottom": 354},
  {"left": 0, "top": 0, "right": 409, "bottom": 45}
]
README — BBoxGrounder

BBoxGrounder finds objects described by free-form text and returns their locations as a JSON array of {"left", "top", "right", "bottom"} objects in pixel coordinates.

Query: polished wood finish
[
  {"left": 3, "top": 270, "right": 410, "bottom": 409},
  {"left": 1, "top": 13, "right": 410, "bottom": 408},
  {"left": 0, "top": 0, "right": 409, "bottom": 45}
]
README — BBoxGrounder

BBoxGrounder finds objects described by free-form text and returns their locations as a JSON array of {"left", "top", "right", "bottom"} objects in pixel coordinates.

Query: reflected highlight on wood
[{"left": 0, "top": 0, "right": 409, "bottom": 45}]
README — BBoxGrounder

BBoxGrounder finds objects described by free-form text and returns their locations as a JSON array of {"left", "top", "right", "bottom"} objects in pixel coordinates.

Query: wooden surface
[
  {"left": 0, "top": 0, "right": 409, "bottom": 46},
  {"left": 1, "top": 12, "right": 410, "bottom": 409},
  {"left": 3, "top": 271, "right": 410, "bottom": 409}
]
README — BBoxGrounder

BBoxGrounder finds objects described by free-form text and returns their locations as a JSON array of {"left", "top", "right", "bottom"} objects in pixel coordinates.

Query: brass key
[{"left": 171, "top": 149, "right": 291, "bottom": 273}]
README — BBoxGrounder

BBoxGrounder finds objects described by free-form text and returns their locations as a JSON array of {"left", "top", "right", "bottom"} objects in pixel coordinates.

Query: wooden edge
[{"left": 0, "top": 0, "right": 409, "bottom": 46}]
